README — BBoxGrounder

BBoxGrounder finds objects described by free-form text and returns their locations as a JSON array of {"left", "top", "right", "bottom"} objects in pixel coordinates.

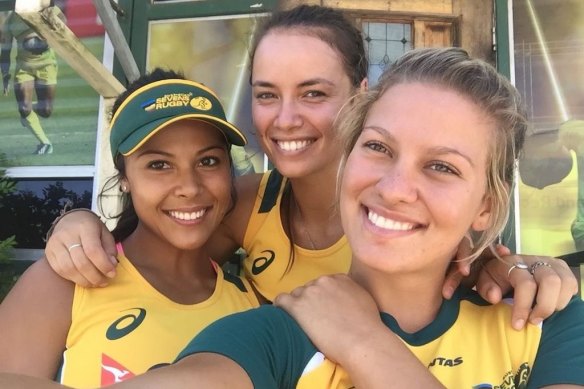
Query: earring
[{"left": 121, "top": 184, "right": 128, "bottom": 192}]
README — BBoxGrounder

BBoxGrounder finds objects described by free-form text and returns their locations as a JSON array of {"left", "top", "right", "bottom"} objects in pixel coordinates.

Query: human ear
[
  {"left": 471, "top": 195, "right": 492, "bottom": 232},
  {"left": 359, "top": 78, "right": 368, "bottom": 92},
  {"left": 120, "top": 178, "right": 130, "bottom": 193}
]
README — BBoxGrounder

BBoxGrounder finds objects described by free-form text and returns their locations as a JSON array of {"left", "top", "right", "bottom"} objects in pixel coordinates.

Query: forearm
[
  {"left": 0, "top": 374, "right": 70, "bottom": 389},
  {"left": 112, "top": 354, "right": 253, "bottom": 389}
]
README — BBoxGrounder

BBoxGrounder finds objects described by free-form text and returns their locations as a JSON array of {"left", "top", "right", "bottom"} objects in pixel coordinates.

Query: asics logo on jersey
[
  {"left": 428, "top": 356, "right": 462, "bottom": 367},
  {"left": 106, "top": 308, "right": 146, "bottom": 340},
  {"left": 251, "top": 250, "right": 275, "bottom": 275}
]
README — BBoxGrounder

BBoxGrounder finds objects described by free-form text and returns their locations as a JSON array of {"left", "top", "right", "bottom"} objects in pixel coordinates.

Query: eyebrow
[
  {"left": 135, "top": 144, "right": 227, "bottom": 158},
  {"left": 252, "top": 78, "right": 335, "bottom": 88},
  {"left": 362, "top": 126, "right": 475, "bottom": 167}
]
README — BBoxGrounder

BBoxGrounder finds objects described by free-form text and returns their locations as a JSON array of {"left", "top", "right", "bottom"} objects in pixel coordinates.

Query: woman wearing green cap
[
  {"left": 0, "top": 68, "right": 259, "bottom": 386},
  {"left": 44, "top": 5, "right": 576, "bottom": 327}
]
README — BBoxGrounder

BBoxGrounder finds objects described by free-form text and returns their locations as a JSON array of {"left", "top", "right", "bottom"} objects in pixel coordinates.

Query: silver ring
[
  {"left": 507, "top": 262, "right": 529, "bottom": 278},
  {"left": 67, "top": 243, "right": 82, "bottom": 252},
  {"left": 529, "top": 261, "right": 552, "bottom": 275}
]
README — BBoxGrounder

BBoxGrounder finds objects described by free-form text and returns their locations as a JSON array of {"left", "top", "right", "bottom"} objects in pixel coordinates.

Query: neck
[
  {"left": 120, "top": 226, "right": 217, "bottom": 304},
  {"left": 286, "top": 170, "right": 343, "bottom": 250},
  {"left": 350, "top": 262, "right": 449, "bottom": 333}
]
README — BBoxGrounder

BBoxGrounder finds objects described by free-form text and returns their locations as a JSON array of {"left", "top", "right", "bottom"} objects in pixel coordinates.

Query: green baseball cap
[{"left": 109, "top": 79, "right": 247, "bottom": 158}]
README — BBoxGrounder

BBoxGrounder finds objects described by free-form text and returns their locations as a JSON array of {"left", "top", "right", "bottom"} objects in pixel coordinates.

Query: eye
[
  {"left": 254, "top": 91, "right": 277, "bottom": 100},
  {"left": 198, "top": 156, "right": 220, "bottom": 167},
  {"left": 364, "top": 140, "right": 390, "bottom": 155},
  {"left": 304, "top": 90, "right": 326, "bottom": 98},
  {"left": 148, "top": 160, "right": 170, "bottom": 170},
  {"left": 428, "top": 161, "right": 460, "bottom": 176}
]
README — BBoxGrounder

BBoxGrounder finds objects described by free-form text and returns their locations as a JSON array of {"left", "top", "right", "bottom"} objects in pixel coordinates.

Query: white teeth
[
  {"left": 367, "top": 211, "right": 415, "bottom": 231},
  {"left": 169, "top": 209, "right": 206, "bottom": 221},
  {"left": 277, "top": 140, "right": 312, "bottom": 151}
]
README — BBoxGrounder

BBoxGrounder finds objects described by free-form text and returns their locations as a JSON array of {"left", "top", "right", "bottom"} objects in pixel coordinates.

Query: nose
[
  {"left": 174, "top": 169, "right": 203, "bottom": 198},
  {"left": 274, "top": 98, "right": 302, "bottom": 130},
  {"left": 375, "top": 162, "right": 418, "bottom": 204}
]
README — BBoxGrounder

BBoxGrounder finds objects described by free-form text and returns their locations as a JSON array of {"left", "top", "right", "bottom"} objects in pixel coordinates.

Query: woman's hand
[
  {"left": 443, "top": 244, "right": 578, "bottom": 330},
  {"left": 275, "top": 274, "right": 445, "bottom": 388},
  {"left": 275, "top": 274, "right": 381, "bottom": 363},
  {"left": 45, "top": 210, "right": 117, "bottom": 287}
]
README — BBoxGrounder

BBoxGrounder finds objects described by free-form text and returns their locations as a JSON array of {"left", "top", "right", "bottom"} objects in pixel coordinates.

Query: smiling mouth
[
  {"left": 367, "top": 210, "right": 417, "bottom": 231},
  {"left": 168, "top": 209, "right": 206, "bottom": 221},
  {"left": 276, "top": 139, "right": 314, "bottom": 152}
]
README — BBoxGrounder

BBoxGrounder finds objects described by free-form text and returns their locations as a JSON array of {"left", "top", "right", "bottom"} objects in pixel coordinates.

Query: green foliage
[
  {"left": 0, "top": 181, "right": 91, "bottom": 248},
  {"left": 0, "top": 153, "right": 16, "bottom": 301}
]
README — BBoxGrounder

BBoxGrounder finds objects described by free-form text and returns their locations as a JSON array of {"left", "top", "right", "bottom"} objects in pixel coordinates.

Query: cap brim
[{"left": 119, "top": 114, "right": 247, "bottom": 156}]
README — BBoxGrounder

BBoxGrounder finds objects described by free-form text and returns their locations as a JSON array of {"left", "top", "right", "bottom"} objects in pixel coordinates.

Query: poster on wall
[
  {"left": 147, "top": 14, "right": 268, "bottom": 175},
  {"left": 514, "top": 0, "right": 584, "bottom": 256},
  {"left": 0, "top": 0, "right": 104, "bottom": 167}
]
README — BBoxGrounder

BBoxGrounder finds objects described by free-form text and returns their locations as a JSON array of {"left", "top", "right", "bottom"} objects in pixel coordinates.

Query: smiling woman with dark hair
[{"left": 0, "top": 69, "right": 258, "bottom": 386}]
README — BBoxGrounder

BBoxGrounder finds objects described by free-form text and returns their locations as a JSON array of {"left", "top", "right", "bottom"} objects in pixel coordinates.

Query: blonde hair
[{"left": 336, "top": 47, "right": 527, "bottom": 262}]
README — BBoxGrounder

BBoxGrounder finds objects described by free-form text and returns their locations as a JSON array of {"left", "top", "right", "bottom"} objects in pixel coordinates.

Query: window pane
[
  {"left": 0, "top": 1, "right": 104, "bottom": 167},
  {"left": 513, "top": 0, "right": 584, "bottom": 256},
  {"left": 148, "top": 14, "right": 269, "bottom": 175},
  {"left": 0, "top": 178, "right": 92, "bottom": 249},
  {"left": 362, "top": 21, "right": 412, "bottom": 85}
]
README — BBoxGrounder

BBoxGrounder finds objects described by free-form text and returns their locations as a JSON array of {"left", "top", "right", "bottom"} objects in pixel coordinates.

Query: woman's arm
[
  {"left": 0, "top": 354, "right": 252, "bottom": 389},
  {"left": 44, "top": 173, "right": 263, "bottom": 287},
  {"left": 0, "top": 259, "right": 73, "bottom": 378}
]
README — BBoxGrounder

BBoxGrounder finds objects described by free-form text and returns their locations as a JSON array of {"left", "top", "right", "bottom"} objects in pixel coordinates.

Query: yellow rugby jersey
[
  {"left": 2, "top": 12, "right": 56, "bottom": 69},
  {"left": 58, "top": 249, "right": 259, "bottom": 388},
  {"left": 242, "top": 170, "right": 351, "bottom": 301},
  {"left": 178, "top": 287, "right": 584, "bottom": 388}
]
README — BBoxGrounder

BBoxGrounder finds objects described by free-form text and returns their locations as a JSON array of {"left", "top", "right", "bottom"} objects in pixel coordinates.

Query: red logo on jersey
[{"left": 101, "top": 354, "right": 135, "bottom": 385}]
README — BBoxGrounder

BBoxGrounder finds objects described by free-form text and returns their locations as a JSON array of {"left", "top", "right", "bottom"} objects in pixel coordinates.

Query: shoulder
[
  {"left": 177, "top": 305, "right": 313, "bottom": 388},
  {"left": 178, "top": 305, "right": 307, "bottom": 358},
  {"left": 220, "top": 173, "right": 264, "bottom": 240},
  {"left": 0, "top": 258, "right": 75, "bottom": 325},
  {"left": 5, "top": 258, "right": 75, "bottom": 305},
  {"left": 529, "top": 296, "right": 584, "bottom": 385},
  {"left": 0, "top": 258, "right": 74, "bottom": 376}
]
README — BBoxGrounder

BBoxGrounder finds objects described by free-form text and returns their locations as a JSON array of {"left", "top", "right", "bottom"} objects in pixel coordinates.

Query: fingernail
[
  {"left": 444, "top": 287, "right": 454, "bottom": 298},
  {"left": 513, "top": 319, "right": 525, "bottom": 330},
  {"left": 110, "top": 255, "right": 119, "bottom": 264},
  {"left": 530, "top": 317, "right": 542, "bottom": 326},
  {"left": 106, "top": 271, "right": 116, "bottom": 278}
]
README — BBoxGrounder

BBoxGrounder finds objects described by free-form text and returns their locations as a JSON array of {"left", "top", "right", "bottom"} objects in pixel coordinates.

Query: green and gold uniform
[
  {"left": 1, "top": 12, "right": 57, "bottom": 85},
  {"left": 178, "top": 287, "right": 584, "bottom": 388},
  {"left": 58, "top": 246, "right": 259, "bottom": 388},
  {"left": 242, "top": 170, "right": 351, "bottom": 301}
]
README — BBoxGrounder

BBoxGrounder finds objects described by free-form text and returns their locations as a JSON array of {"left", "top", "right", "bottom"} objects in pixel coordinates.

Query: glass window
[
  {"left": 147, "top": 13, "right": 269, "bottom": 174},
  {"left": 0, "top": 178, "right": 92, "bottom": 250},
  {"left": 0, "top": 0, "right": 104, "bottom": 167},
  {"left": 362, "top": 21, "right": 412, "bottom": 85},
  {"left": 514, "top": 0, "right": 584, "bottom": 256}
]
